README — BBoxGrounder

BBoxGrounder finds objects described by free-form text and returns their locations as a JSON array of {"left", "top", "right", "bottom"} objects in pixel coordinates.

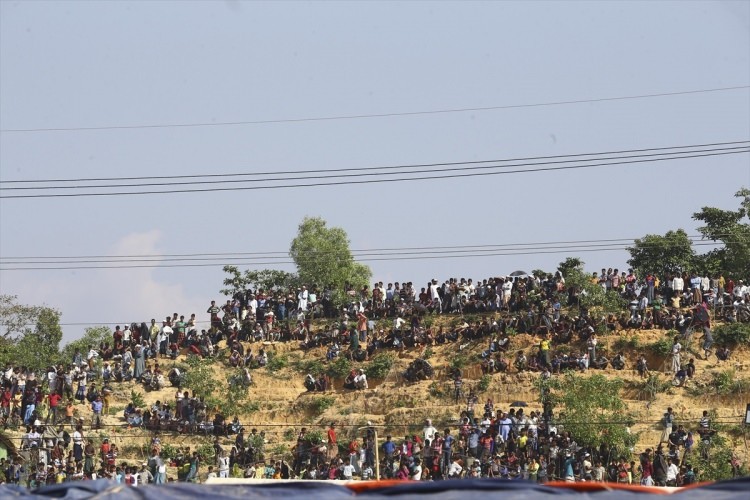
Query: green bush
[
  {"left": 647, "top": 337, "right": 673, "bottom": 357},
  {"left": 309, "top": 396, "right": 336, "bottom": 414},
  {"left": 292, "top": 358, "right": 325, "bottom": 376},
  {"left": 326, "top": 356, "right": 352, "bottom": 379},
  {"left": 196, "top": 442, "right": 216, "bottom": 463},
  {"left": 477, "top": 374, "right": 492, "bottom": 392},
  {"left": 160, "top": 443, "right": 177, "bottom": 461},
  {"left": 613, "top": 336, "right": 640, "bottom": 351},
  {"left": 130, "top": 390, "right": 146, "bottom": 409},
  {"left": 366, "top": 353, "right": 395, "bottom": 379},
  {"left": 713, "top": 323, "right": 750, "bottom": 346},
  {"left": 266, "top": 352, "right": 289, "bottom": 372},
  {"left": 705, "top": 370, "right": 750, "bottom": 396},
  {"left": 449, "top": 354, "right": 469, "bottom": 371}
]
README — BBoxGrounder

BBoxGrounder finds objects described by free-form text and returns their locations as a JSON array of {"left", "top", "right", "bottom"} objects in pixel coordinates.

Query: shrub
[
  {"left": 449, "top": 354, "right": 469, "bottom": 371},
  {"left": 423, "top": 347, "right": 433, "bottom": 360},
  {"left": 130, "top": 390, "right": 146, "bottom": 409},
  {"left": 635, "top": 374, "right": 671, "bottom": 401},
  {"left": 713, "top": 323, "right": 750, "bottom": 346},
  {"left": 705, "top": 370, "right": 750, "bottom": 396},
  {"left": 293, "top": 358, "right": 325, "bottom": 376},
  {"left": 477, "top": 374, "right": 492, "bottom": 392},
  {"left": 613, "top": 336, "right": 640, "bottom": 351},
  {"left": 647, "top": 337, "right": 672, "bottom": 357},
  {"left": 309, "top": 396, "right": 336, "bottom": 414},
  {"left": 160, "top": 443, "right": 177, "bottom": 461},
  {"left": 326, "top": 356, "right": 352, "bottom": 379},
  {"left": 266, "top": 352, "right": 289, "bottom": 372},
  {"left": 196, "top": 442, "right": 216, "bottom": 463},
  {"left": 366, "top": 353, "right": 395, "bottom": 379}
]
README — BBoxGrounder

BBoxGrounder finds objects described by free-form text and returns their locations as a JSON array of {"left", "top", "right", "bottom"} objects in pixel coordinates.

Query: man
[
  {"left": 327, "top": 422, "right": 338, "bottom": 462},
  {"left": 217, "top": 450, "right": 230, "bottom": 478},
  {"left": 440, "top": 428, "right": 454, "bottom": 475},
  {"left": 91, "top": 396, "right": 103, "bottom": 429},
  {"left": 671, "top": 337, "right": 682, "bottom": 373}
]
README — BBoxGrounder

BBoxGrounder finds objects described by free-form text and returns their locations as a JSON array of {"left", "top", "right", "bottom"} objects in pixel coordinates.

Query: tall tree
[
  {"left": 289, "top": 217, "right": 371, "bottom": 291},
  {"left": 0, "top": 295, "right": 62, "bottom": 371},
  {"left": 692, "top": 188, "right": 750, "bottom": 279},
  {"left": 221, "top": 266, "right": 298, "bottom": 298},
  {"left": 626, "top": 229, "right": 695, "bottom": 277}
]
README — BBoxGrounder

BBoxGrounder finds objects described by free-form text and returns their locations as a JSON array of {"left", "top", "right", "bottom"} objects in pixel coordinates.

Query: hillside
[{"left": 10, "top": 315, "right": 750, "bottom": 482}]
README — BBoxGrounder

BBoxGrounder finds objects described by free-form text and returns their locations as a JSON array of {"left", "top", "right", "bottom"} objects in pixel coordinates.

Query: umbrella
[
  {"left": 510, "top": 401, "right": 527, "bottom": 407},
  {"left": 509, "top": 271, "right": 528, "bottom": 277}
]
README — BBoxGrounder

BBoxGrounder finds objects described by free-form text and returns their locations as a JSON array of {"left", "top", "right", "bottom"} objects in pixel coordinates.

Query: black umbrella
[
  {"left": 510, "top": 401, "right": 528, "bottom": 407},
  {"left": 509, "top": 271, "right": 528, "bottom": 277}
]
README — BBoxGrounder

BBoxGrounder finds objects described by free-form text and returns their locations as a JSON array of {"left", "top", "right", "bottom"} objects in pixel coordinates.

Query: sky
[{"left": 1, "top": 1, "right": 749, "bottom": 344}]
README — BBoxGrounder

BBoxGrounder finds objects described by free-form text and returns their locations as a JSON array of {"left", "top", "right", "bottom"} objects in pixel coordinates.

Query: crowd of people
[{"left": 0, "top": 266, "right": 748, "bottom": 488}]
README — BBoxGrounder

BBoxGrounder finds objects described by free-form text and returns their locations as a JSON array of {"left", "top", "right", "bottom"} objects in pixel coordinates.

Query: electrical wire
[
  {"left": 0, "top": 234, "right": 729, "bottom": 261},
  {"left": 0, "top": 241, "right": 729, "bottom": 271},
  {"left": 2, "top": 141, "right": 745, "bottom": 185},
  {"left": 1, "top": 149, "right": 747, "bottom": 200},
  {"left": 1, "top": 85, "right": 747, "bottom": 133}
]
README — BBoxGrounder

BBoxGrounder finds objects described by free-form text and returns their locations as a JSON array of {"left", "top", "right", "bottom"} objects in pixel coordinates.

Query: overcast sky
[{"left": 1, "top": 1, "right": 749, "bottom": 343}]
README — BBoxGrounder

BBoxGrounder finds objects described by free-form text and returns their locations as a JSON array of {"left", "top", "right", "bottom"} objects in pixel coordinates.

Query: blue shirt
[
  {"left": 382, "top": 440, "right": 396, "bottom": 455},
  {"left": 443, "top": 435, "right": 454, "bottom": 450}
]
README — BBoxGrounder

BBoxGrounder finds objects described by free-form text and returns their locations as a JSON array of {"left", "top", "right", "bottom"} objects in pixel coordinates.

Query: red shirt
[{"left": 48, "top": 393, "right": 62, "bottom": 408}]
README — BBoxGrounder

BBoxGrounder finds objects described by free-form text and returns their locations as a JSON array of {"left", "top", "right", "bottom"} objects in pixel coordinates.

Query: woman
[
  {"left": 72, "top": 425, "right": 84, "bottom": 463},
  {"left": 133, "top": 345, "right": 146, "bottom": 381}
]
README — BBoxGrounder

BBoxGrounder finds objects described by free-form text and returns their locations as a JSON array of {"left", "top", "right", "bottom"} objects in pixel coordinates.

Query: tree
[
  {"left": 289, "top": 217, "right": 371, "bottom": 292},
  {"left": 539, "top": 373, "right": 636, "bottom": 453},
  {"left": 557, "top": 257, "right": 584, "bottom": 279},
  {"left": 693, "top": 188, "right": 750, "bottom": 279},
  {"left": 60, "top": 326, "right": 112, "bottom": 366},
  {"left": 221, "top": 266, "right": 298, "bottom": 298},
  {"left": 626, "top": 229, "right": 695, "bottom": 278},
  {"left": 0, "top": 295, "right": 62, "bottom": 371}
]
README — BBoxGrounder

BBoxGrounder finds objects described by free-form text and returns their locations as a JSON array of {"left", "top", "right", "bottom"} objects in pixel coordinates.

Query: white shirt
[
  {"left": 342, "top": 464, "right": 355, "bottom": 479},
  {"left": 423, "top": 425, "right": 438, "bottom": 444},
  {"left": 666, "top": 463, "right": 679, "bottom": 481}
]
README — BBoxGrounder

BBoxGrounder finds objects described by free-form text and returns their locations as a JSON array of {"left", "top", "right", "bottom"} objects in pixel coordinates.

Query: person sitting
[
  {"left": 353, "top": 369, "right": 368, "bottom": 390},
  {"left": 612, "top": 352, "right": 626, "bottom": 370},
  {"left": 514, "top": 352, "right": 528, "bottom": 372},
  {"left": 315, "top": 374, "right": 329, "bottom": 392},
  {"left": 716, "top": 346, "right": 731, "bottom": 362},
  {"left": 636, "top": 355, "right": 649, "bottom": 378},
  {"left": 229, "top": 350, "right": 242, "bottom": 368},
  {"left": 673, "top": 367, "right": 688, "bottom": 387},
  {"left": 591, "top": 355, "right": 609, "bottom": 370},
  {"left": 304, "top": 374, "right": 316, "bottom": 392}
]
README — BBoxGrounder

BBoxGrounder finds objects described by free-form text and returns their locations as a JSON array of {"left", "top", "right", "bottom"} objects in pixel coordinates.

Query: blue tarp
[{"left": 1, "top": 478, "right": 749, "bottom": 499}]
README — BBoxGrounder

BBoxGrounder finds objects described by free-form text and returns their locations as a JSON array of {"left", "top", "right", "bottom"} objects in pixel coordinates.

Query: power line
[
  {"left": 0, "top": 240, "right": 732, "bottom": 267},
  {"left": 0, "top": 234, "right": 726, "bottom": 261},
  {"left": 1, "top": 149, "right": 747, "bottom": 200},
  {"left": 0, "top": 241, "right": 728, "bottom": 271},
  {"left": 2, "top": 145, "right": 746, "bottom": 191},
  {"left": 2, "top": 141, "right": 745, "bottom": 185},
  {"left": 1, "top": 85, "right": 747, "bottom": 133}
]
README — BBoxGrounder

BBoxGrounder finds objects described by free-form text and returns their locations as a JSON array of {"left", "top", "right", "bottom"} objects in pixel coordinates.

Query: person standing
[
  {"left": 671, "top": 337, "right": 682, "bottom": 373},
  {"left": 327, "top": 422, "right": 338, "bottom": 462}
]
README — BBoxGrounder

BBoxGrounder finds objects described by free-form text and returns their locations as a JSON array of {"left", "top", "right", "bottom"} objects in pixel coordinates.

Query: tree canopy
[
  {"left": 692, "top": 188, "right": 750, "bottom": 279},
  {"left": 0, "top": 295, "right": 63, "bottom": 372},
  {"left": 221, "top": 217, "right": 372, "bottom": 304},
  {"left": 626, "top": 229, "right": 695, "bottom": 278},
  {"left": 289, "top": 216, "right": 371, "bottom": 291}
]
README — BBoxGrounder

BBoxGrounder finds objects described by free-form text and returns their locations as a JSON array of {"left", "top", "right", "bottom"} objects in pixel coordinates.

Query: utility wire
[
  {"left": 0, "top": 241, "right": 732, "bottom": 267},
  {"left": 1, "top": 149, "right": 747, "bottom": 200},
  {"left": 0, "top": 241, "right": 728, "bottom": 271},
  {"left": 2, "top": 140, "right": 745, "bottom": 185},
  {"left": 0, "top": 235, "right": 727, "bottom": 261},
  {"left": 1, "top": 85, "right": 747, "bottom": 133}
]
